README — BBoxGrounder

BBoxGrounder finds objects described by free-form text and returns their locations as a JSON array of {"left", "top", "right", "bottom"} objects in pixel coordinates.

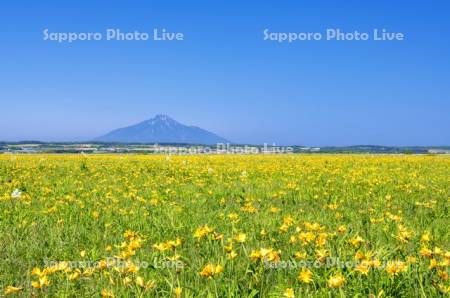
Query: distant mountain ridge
[{"left": 95, "top": 115, "right": 229, "bottom": 144}]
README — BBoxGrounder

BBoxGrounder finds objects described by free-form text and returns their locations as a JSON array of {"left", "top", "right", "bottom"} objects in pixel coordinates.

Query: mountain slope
[{"left": 95, "top": 115, "right": 229, "bottom": 144}]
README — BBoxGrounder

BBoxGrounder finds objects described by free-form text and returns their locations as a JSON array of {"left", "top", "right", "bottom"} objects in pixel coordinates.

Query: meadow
[{"left": 0, "top": 154, "right": 449, "bottom": 297}]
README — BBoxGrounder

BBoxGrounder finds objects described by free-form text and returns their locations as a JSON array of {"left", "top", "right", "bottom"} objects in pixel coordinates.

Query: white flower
[{"left": 11, "top": 189, "right": 22, "bottom": 199}]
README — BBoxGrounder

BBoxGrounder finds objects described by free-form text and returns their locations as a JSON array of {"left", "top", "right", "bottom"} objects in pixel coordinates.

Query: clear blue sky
[{"left": 1, "top": 0, "right": 449, "bottom": 146}]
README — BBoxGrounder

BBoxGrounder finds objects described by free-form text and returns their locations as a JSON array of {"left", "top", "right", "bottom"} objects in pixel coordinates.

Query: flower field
[{"left": 0, "top": 154, "right": 449, "bottom": 297}]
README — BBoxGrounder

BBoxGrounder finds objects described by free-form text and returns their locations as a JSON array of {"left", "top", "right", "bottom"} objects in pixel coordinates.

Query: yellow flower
[
  {"left": 294, "top": 251, "right": 307, "bottom": 260},
  {"left": 354, "top": 262, "right": 370, "bottom": 275},
  {"left": 123, "top": 230, "right": 138, "bottom": 240},
  {"left": 224, "top": 243, "right": 233, "bottom": 253},
  {"left": 125, "top": 262, "right": 139, "bottom": 273},
  {"left": 234, "top": 233, "right": 247, "bottom": 243},
  {"left": 337, "top": 225, "right": 347, "bottom": 234},
  {"left": 214, "top": 264, "right": 223, "bottom": 274},
  {"left": 438, "top": 270, "right": 449, "bottom": 281},
  {"left": 315, "top": 249, "right": 328, "bottom": 262},
  {"left": 31, "top": 267, "right": 42, "bottom": 276},
  {"left": 31, "top": 275, "right": 50, "bottom": 289},
  {"left": 385, "top": 260, "right": 407, "bottom": 276},
  {"left": 270, "top": 206, "right": 280, "bottom": 213},
  {"left": 354, "top": 251, "right": 365, "bottom": 261},
  {"left": 122, "top": 276, "right": 132, "bottom": 286},
  {"left": 438, "top": 284, "right": 450, "bottom": 294},
  {"left": 369, "top": 259, "right": 381, "bottom": 268},
  {"left": 68, "top": 270, "right": 80, "bottom": 281},
  {"left": 80, "top": 250, "right": 86, "bottom": 258},
  {"left": 98, "top": 259, "right": 108, "bottom": 270},
  {"left": 429, "top": 259, "right": 438, "bottom": 270},
  {"left": 407, "top": 256, "right": 417, "bottom": 264},
  {"left": 250, "top": 248, "right": 280, "bottom": 263},
  {"left": 283, "top": 216, "right": 294, "bottom": 226},
  {"left": 327, "top": 273, "right": 345, "bottom": 288},
  {"left": 228, "top": 213, "right": 239, "bottom": 220},
  {"left": 153, "top": 242, "right": 169, "bottom": 251},
  {"left": 83, "top": 267, "right": 95, "bottom": 276},
  {"left": 128, "top": 237, "right": 143, "bottom": 251},
  {"left": 299, "top": 232, "right": 315, "bottom": 244},
  {"left": 348, "top": 236, "right": 364, "bottom": 247},
  {"left": 136, "top": 276, "right": 145, "bottom": 287},
  {"left": 199, "top": 264, "right": 223, "bottom": 278},
  {"left": 395, "top": 224, "right": 413, "bottom": 243},
  {"left": 304, "top": 221, "right": 323, "bottom": 231},
  {"left": 227, "top": 250, "right": 238, "bottom": 259},
  {"left": 283, "top": 288, "right": 295, "bottom": 298},
  {"left": 174, "top": 287, "right": 183, "bottom": 298},
  {"left": 444, "top": 251, "right": 450, "bottom": 260},
  {"left": 4, "top": 286, "right": 23, "bottom": 295},
  {"left": 279, "top": 224, "right": 290, "bottom": 233},
  {"left": 212, "top": 232, "right": 224, "bottom": 241},
  {"left": 421, "top": 232, "right": 431, "bottom": 243},
  {"left": 250, "top": 250, "right": 262, "bottom": 260},
  {"left": 193, "top": 225, "right": 213, "bottom": 239},
  {"left": 101, "top": 288, "right": 114, "bottom": 297},
  {"left": 434, "top": 247, "right": 443, "bottom": 256},
  {"left": 327, "top": 203, "right": 338, "bottom": 210},
  {"left": 241, "top": 202, "right": 257, "bottom": 213},
  {"left": 92, "top": 211, "right": 100, "bottom": 218},
  {"left": 316, "top": 233, "right": 328, "bottom": 247},
  {"left": 419, "top": 247, "right": 433, "bottom": 258},
  {"left": 297, "top": 268, "right": 313, "bottom": 284},
  {"left": 289, "top": 235, "right": 297, "bottom": 244},
  {"left": 153, "top": 238, "right": 182, "bottom": 251}
]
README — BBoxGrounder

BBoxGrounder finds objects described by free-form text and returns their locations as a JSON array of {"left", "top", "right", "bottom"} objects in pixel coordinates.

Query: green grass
[{"left": 0, "top": 154, "right": 449, "bottom": 297}]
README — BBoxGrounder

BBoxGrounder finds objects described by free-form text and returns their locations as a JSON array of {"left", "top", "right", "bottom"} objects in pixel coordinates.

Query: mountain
[{"left": 95, "top": 115, "right": 230, "bottom": 144}]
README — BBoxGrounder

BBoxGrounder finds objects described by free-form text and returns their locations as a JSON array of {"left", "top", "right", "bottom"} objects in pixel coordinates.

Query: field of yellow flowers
[{"left": 0, "top": 154, "right": 449, "bottom": 297}]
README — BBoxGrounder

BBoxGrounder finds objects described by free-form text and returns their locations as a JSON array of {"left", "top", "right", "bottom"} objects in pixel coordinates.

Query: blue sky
[{"left": 0, "top": 0, "right": 449, "bottom": 146}]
